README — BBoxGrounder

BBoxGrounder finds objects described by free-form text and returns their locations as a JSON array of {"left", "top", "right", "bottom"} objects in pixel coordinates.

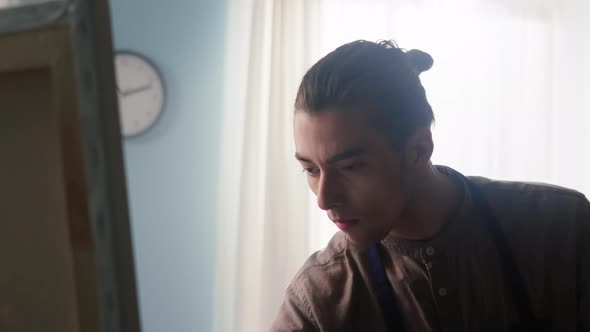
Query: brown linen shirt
[{"left": 270, "top": 166, "right": 590, "bottom": 332}]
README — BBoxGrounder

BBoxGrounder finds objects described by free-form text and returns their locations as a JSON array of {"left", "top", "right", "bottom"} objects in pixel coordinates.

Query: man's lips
[{"left": 333, "top": 219, "right": 359, "bottom": 231}]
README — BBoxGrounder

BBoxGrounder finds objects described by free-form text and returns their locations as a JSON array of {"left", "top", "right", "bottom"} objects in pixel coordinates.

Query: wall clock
[{"left": 114, "top": 51, "right": 165, "bottom": 137}]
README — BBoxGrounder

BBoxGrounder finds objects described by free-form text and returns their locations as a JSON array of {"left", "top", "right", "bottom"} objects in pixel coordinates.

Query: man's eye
[
  {"left": 302, "top": 168, "right": 319, "bottom": 176},
  {"left": 342, "top": 163, "right": 363, "bottom": 171}
]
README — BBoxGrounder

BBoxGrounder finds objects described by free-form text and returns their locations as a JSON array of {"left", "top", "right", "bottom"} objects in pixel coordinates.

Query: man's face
[{"left": 294, "top": 108, "right": 412, "bottom": 248}]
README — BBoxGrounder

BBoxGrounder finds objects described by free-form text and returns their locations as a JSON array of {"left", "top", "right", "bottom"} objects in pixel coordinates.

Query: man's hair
[{"left": 294, "top": 40, "right": 435, "bottom": 146}]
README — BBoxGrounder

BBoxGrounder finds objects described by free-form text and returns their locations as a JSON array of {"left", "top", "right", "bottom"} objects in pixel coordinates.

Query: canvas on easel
[{"left": 0, "top": 1, "right": 140, "bottom": 332}]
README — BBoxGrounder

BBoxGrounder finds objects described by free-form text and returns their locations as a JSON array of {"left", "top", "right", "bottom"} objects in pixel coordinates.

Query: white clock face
[{"left": 115, "top": 52, "right": 164, "bottom": 137}]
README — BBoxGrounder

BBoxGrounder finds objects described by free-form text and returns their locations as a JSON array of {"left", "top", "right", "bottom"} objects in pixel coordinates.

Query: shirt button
[
  {"left": 426, "top": 247, "right": 435, "bottom": 256},
  {"left": 438, "top": 288, "right": 448, "bottom": 297}
]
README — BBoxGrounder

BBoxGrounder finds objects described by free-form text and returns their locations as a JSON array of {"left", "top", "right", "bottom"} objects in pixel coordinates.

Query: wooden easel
[{"left": 0, "top": 2, "right": 140, "bottom": 332}]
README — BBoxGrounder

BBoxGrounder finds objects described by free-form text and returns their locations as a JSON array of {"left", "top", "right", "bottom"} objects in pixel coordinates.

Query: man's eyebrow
[
  {"left": 294, "top": 147, "right": 368, "bottom": 164},
  {"left": 326, "top": 147, "right": 368, "bottom": 164},
  {"left": 295, "top": 152, "right": 312, "bottom": 163}
]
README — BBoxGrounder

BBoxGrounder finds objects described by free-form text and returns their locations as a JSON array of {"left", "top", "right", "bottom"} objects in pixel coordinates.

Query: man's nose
[{"left": 316, "top": 173, "right": 342, "bottom": 211}]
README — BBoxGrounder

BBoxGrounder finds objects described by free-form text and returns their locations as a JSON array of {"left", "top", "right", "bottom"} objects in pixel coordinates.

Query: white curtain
[
  {"left": 214, "top": 0, "right": 590, "bottom": 331},
  {"left": 213, "top": 1, "right": 320, "bottom": 331}
]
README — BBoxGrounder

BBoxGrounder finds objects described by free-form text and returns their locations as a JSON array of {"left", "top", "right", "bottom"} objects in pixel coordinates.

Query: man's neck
[{"left": 389, "top": 165, "right": 462, "bottom": 241}]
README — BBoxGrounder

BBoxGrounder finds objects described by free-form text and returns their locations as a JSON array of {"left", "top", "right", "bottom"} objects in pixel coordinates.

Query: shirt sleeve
[
  {"left": 269, "top": 283, "right": 318, "bottom": 332},
  {"left": 577, "top": 195, "right": 590, "bottom": 331}
]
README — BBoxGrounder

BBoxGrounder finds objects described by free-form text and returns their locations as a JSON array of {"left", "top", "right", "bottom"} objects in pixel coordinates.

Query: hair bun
[{"left": 406, "top": 49, "right": 433, "bottom": 75}]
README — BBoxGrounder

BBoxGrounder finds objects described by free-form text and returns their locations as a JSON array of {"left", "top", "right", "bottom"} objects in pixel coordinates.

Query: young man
[{"left": 270, "top": 40, "right": 590, "bottom": 331}]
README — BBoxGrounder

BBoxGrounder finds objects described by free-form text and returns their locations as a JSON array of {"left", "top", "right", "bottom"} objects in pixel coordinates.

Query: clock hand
[{"left": 121, "top": 83, "right": 153, "bottom": 97}]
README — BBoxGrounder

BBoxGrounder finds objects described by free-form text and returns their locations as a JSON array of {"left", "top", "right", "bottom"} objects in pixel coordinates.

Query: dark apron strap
[
  {"left": 367, "top": 174, "right": 541, "bottom": 331},
  {"left": 368, "top": 244, "right": 406, "bottom": 332},
  {"left": 463, "top": 176, "right": 541, "bottom": 328}
]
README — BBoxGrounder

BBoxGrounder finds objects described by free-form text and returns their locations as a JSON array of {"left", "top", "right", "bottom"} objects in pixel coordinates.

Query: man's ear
[{"left": 403, "top": 127, "right": 434, "bottom": 169}]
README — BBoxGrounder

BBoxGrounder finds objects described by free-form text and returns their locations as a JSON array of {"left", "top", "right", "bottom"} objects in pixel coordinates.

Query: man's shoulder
[
  {"left": 271, "top": 234, "right": 352, "bottom": 330},
  {"left": 469, "top": 175, "right": 587, "bottom": 216},
  {"left": 289, "top": 231, "right": 352, "bottom": 290},
  {"left": 471, "top": 175, "right": 582, "bottom": 197}
]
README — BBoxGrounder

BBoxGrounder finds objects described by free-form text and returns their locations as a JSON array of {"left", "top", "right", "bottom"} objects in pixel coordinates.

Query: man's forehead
[
  {"left": 294, "top": 110, "right": 379, "bottom": 159},
  {"left": 294, "top": 110, "right": 371, "bottom": 139}
]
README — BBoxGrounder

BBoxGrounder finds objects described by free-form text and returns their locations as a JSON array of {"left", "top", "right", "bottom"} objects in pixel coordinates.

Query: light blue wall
[{"left": 108, "top": 1, "right": 227, "bottom": 331}]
